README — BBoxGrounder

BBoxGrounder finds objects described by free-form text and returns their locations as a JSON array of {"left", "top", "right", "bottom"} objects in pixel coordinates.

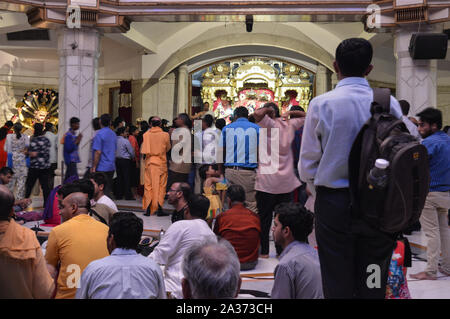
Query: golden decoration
[
  {"left": 200, "top": 58, "right": 314, "bottom": 115},
  {"left": 16, "top": 88, "right": 58, "bottom": 131}
]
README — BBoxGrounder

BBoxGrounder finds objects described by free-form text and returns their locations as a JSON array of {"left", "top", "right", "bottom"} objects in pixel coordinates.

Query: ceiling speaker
[{"left": 409, "top": 33, "right": 448, "bottom": 60}]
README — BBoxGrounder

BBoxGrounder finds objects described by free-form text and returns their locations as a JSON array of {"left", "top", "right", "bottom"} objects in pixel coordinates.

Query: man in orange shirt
[
  {"left": 0, "top": 185, "right": 54, "bottom": 299},
  {"left": 213, "top": 184, "right": 261, "bottom": 270},
  {"left": 141, "top": 117, "right": 171, "bottom": 216},
  {"left": 45, "top": 191, "right": 109, "bottom": 299}
]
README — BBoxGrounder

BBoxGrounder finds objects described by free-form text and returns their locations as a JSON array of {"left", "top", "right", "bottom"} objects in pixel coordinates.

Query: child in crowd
[
  {"left": 385, "top": 237, "right": 412, "bottom": 299},
  {"left": 198, "top": 164, "right": 227, "bottom": 226}
]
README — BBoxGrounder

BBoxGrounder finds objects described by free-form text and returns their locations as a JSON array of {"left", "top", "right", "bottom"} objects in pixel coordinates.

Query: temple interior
[{"left": 1, "top": 0, "right": 450, "bottom": 300}]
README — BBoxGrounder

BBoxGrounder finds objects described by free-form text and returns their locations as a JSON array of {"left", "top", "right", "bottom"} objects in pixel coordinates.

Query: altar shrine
[{"left": 193, "top": 58, "right": 315, "bottom": 121}]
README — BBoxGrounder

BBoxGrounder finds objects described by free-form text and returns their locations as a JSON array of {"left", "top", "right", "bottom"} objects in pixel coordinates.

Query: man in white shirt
[
  {"left": 76, "top": 212, "right": 166, "bottom": 299},
  {"left": 398, "top": 100, "right": 421, "bottom": 141},
  {"left": 90, "top": 172, "right": 118, "bottom": 212},
  {"left": 193, "top": 114, "right": 220, "bottom": 194},
  {"left": 149, "top": 194, "right": 217, "bottom": 299},
  {"left": 299, "top": 38, "right": 402, "bottom": 299},
  {"left": 44, "top": 123, "right": 58, "bottom": 189}
]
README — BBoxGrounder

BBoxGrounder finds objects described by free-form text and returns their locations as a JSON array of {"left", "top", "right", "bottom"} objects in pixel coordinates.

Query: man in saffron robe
[{"left": 141, "top": 117, "right": 171, "bottom": 216}]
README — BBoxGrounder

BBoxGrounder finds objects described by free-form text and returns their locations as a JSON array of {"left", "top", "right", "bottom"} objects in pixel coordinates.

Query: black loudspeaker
[
  {"left": 246, "top": 15, "right": 253, "bottom": 33},
  {"left": 409, "top": 33, "right": 448, "bottom": 59}
]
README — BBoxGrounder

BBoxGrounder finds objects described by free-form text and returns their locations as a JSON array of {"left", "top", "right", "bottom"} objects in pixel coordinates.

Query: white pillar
[
  {"left": 331, "top": 73, "right": 338, "bottom": 90},
  {"left": 57, "top": 27, "right": 100, "bottom": 178},
  {"left": 315, "top": 64, "right": 332, "bottom": 96},
  {"left": 394, "top": 25, "right": 442, "bottom": 116},
  {"left": 177, "top": 64, "right": 188, "bottom": 114}
]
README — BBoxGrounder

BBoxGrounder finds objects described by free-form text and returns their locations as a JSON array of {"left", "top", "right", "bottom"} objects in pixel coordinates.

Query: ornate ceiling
[{"left": 1, "top": 1, "right": 450, "bottom": 32}]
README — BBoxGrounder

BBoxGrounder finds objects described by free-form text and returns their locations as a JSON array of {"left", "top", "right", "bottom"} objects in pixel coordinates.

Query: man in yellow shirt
[
  {"left": 141, "top": 117, "right": 171, "bottom": 215},
  {"left": 45, "top": 192, "right": 109, "bottom": 299}
]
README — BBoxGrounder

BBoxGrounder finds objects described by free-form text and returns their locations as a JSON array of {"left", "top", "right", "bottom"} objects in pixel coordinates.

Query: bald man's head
[
  {"left": 59, "top": 192, "right": 90, "bottom": 223},
  {"left": 0, "top": 185, "right": 15, "bottom": 220},
  {"left": 66, "top": 192, "right": 89, "bottom": 207}
]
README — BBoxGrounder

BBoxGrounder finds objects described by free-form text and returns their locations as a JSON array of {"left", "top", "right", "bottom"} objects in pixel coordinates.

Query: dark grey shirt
[
  {"left": 29, "top": 136, "right": 50, "bottom": 169},
  {"left": 271, "top": 241, "right": 323, "bottom": 299}
]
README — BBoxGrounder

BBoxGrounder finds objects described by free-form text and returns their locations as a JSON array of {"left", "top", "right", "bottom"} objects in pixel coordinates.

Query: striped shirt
[
  {"left": 422, "top": 131, "right": 450, "bottom": 192},
  {"left": 76, "top": 248, "right": 166, "bottom": 299},
  {"left": 116, "top": 136, "right": 134, "bottom": 160}
]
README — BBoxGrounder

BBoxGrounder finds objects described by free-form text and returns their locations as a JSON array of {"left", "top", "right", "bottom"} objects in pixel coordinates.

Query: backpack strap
[
  {"left": 89, "top": 208, "right": 108, "bottom": 225},
  {"left": 371, "top": 88, "right": 391, "bottom": 115}
]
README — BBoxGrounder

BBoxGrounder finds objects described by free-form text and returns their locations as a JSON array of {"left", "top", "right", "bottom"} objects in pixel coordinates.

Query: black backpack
[{"left": 349, "top": 88, "right": 430, "bottom": 234}]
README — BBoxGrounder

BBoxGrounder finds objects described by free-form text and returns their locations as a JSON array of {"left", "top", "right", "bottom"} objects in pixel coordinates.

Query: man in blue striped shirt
[
  {"left": 410, "top": 108, "right": 450, "bottom": 280},
  {"left": 115, "top": 127, "right": 135, "bottom": 200}
]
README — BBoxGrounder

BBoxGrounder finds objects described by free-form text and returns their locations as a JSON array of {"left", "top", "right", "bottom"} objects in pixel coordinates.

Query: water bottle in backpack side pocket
[{"left": 367, "top": 158, "right": 390, "bottom": 189}]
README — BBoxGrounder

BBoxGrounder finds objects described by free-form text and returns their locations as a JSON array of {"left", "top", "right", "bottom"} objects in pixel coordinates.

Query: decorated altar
[{"left": 197, "top": 57, "right": 314, "bottom": 120}]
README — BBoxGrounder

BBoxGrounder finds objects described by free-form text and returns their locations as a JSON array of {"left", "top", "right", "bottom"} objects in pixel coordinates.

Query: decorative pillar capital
[
  {"left": 315, "top": 64, "right": 332, "bottom": 96},
  {"left": 57, "top": 27, "right": 101, "bottom": 59},
  {"left": 316, "top": 64, "right": 328, "bottom": 74},
  {"left": 178, "top": 64, "right": 189, "bottom": 73}
]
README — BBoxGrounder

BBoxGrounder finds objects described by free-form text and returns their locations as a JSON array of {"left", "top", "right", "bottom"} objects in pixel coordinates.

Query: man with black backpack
[
  {"left": 299, "top": 38, "right": 403, "bottom": 298},
  {"left": 410, "top": 108, "right": 450, "bottom": 280}
]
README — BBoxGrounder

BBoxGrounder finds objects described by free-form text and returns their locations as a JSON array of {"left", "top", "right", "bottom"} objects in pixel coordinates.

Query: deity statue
[
  {"left": 214, "top": 99, "right": 234, "bottom": 124},
  {"left": 16, "top": 89, "right": 59, "bottom": 131}
]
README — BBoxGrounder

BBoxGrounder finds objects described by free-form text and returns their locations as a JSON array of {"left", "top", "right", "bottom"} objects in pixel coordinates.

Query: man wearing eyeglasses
[
  {"left": 167, "top": 182, "right": 191, "bottom": 224},
  {"left": 45, "top": 192, "right": 109, "bottom": 299}
]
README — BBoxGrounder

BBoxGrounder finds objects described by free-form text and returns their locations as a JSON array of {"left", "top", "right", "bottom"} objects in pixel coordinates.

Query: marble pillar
[
  {"left": 177, "top": 64, "right": 189, "bottom": 115},
  {"left": 394, "top": 25, "right": 442, "bottom": 116},
  {"left": 57, "top": 27, "right": 100, "bottom": 177},
  {"left": 315, "top": 64, "right": 332, "bottom": 96}
]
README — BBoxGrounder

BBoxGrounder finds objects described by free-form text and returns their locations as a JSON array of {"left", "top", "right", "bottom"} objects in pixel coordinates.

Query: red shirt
[
  {"left": 129, "top": 135, "right": 140, "bottom": 163},
  {"left": 214, "top": 203, "right": 261, "bottom": 263}
]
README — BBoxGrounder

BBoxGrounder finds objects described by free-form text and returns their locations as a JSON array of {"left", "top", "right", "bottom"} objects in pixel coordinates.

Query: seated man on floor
[
  {"left": 271, "top": 202, "right": 323, "bottom": 299},
  {"left": 182, "top": 238, "right": 241, "bottom": 299},
  {"left": 213, "top": 184, "right": 261, "bottom": 270},
  {"left": 166, "top": 182, "right": 191, "bottom": 224},
  {"left": 58, "top": 179, "right": 116, "bottom": 225},
  {"left": 0, "top": 185, "right": 54, "bottom": 299},
  {"left": 45, "top": 191, "right": 109, "bottom": 299},
  {"left": 76, "top": 212, "right": 166, "bottom": 299},
  {"left": 148, "top": 194, "right": 217, "bottom": 299},
  {"left": 90, "top": 172, "right": 118, "bottom": 212},
  {"left": 0, "top": 167, "right": 32, "bottom": 212}
]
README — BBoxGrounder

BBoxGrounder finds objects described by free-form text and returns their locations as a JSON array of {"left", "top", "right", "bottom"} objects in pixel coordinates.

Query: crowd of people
[{"left": 0, "top": 37, "right": 449, "bottom": 299}]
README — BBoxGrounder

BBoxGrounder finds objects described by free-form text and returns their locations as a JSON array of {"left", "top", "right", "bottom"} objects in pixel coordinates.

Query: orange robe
[{"left": 141, "top": 127, "right": 171, "bottom": 214}]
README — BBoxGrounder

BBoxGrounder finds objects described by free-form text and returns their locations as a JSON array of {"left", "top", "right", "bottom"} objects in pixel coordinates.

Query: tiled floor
[{"left": 25, "top": 197, "right": 450, "bottom": 299}]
